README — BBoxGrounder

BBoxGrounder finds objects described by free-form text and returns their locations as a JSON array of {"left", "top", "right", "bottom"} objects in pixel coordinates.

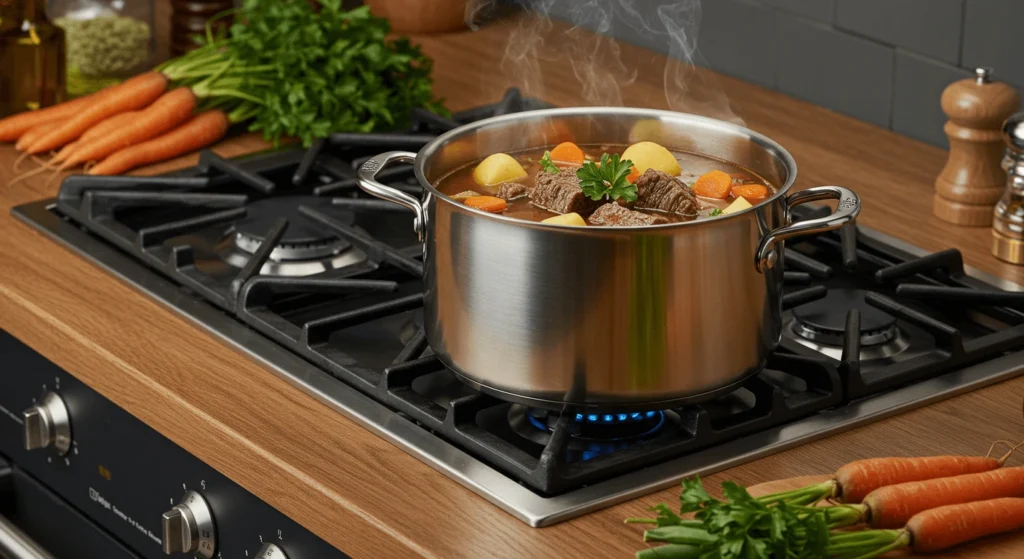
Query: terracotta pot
[{"left": 365, "top": 0, "right": 468, "bottom": 33}]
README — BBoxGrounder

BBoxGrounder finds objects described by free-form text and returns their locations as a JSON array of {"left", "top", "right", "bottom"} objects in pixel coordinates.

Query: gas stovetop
[{"left": 12, "top": 90, "right": 1024, "bottom": 527}]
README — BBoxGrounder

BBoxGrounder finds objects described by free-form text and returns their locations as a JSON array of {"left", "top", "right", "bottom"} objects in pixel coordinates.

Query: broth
[{"left": 436, "top": 144, "right": 776, "bottom": 225}]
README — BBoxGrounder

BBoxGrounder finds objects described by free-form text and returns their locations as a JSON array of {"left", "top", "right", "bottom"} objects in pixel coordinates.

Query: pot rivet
[{"left": 763, "top": 249, "right": 778, "bottom": 270}]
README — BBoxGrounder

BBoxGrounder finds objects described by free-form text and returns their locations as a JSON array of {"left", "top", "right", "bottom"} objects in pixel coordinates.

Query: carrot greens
[{"left": 157, "top": 0, "right": 446, "bottom": 146}]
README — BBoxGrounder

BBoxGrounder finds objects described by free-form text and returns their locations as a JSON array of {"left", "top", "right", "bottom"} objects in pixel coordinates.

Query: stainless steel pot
[{"left": 357, "top": 108, "right": 860, "bottom": 410}]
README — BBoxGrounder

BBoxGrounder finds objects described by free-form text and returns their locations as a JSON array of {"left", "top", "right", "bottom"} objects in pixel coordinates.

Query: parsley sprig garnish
[
  {"left": 576, "top": 153, "right": 638, "bottom": 202},
  {"left": 539, "top": 151, "right": 560, "bottom": 173}
]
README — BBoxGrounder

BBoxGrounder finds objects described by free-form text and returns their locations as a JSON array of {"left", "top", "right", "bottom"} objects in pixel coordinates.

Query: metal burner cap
[
  {"left": 791, "top": 288, "right": 897, "bottom": 346},
  {"left": 234, "top": 232, "right": 347, "bottom": 261}
]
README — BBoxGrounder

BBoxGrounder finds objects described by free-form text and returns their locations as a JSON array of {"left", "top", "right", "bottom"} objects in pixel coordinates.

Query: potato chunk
[
  {"left": 473, "top": 153, "right": 527, "bottom": 186},
  {"left": 621, "top": 141, "right": 681, "bottom": 176},
  {"left": 541, "top": 212, "right": 586, "bottom": 226},
  {"left": 722, "top": 197, "right": 753, "bottom": 215}
]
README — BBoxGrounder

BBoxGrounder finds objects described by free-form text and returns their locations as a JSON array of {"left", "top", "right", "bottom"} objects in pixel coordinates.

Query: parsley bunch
[
  {"left": 159, "top": 0, "right": 446, "bottom": 146},
  {"left": 577, "top": 153, "right": 638, "bottom": 202},
  {"left": 629, "top": 477, "right": 865, "bottom": 559}
]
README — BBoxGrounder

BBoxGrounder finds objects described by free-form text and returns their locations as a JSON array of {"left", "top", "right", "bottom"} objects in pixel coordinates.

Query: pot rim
[{"left": 413, "top": 106, "right": 799, "bottom": 232}]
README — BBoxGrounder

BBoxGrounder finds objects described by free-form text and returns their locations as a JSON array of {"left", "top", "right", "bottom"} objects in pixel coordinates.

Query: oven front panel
[{"left": 0, "top": 330, "right": 347, "bottom": 559}]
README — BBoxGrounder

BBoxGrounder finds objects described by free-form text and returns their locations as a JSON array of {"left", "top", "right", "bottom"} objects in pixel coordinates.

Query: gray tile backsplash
[
  {"left": 892, "top": 51, "right": 970, "bottom": 148},
  {"left": 697, "top": 0, "right": 778, "bottom": 88},
  {"left": 757, "top": 0, "right": 834, "bottom": 22},
  {"left": 775, "top": 16, "right": 894, "bottom": 127},
  {"left": 528, "top": 0, "right": 1021, "bottom": 147},
  {"left": 835, "top": 0, "right": 963, "bottom": 65},
  {"left": 963, "top": 0, "right": 1024, "bottom": 90}
]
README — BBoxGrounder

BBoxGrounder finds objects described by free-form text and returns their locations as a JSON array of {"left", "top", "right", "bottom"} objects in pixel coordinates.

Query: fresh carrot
[
  {"left": 60, "top": 88, "right": 197, "bottom": 169},
  {"left": 861, "top": 466, "right": 1024, "bottom": 528},
  {"left": 27, "top": 72, "right": 168, "bottom": 154},
  {"left": 906, "top": 498, "right": 1024, "bottom": 552},
  {"left": 463, "top": 196, "right": 507, "bottom": 213},
  {"left": 730, "top": 183, "right": 769, "bottom": 202},
  {"left": 0, "top": 93, "right": 97, "bottom": 143},
  {"left": 756, "top": 455, "right": 1003, "bottom": 507},
  {"left": 15, "top": 121, "right": 59, "bottom": 151},
  {"left": 88, "top": 110, "right": 229, "bottom": 176},
  {"left": 627, "top": 167, "right": 641, "bottom": 183},
  {"left": 835, "top": 455, "right": 1002, "bottom": 503},
  {"left": 79, "top": 110, "right": 142, "bottom": 143},
  {"left": 829, "top": 498, "right": 1024, "bottom": 557},
  {"left": 692, "top": 170, "right": 732, "bottom": 199},
  {"left": 549, "top": 141, "right": 585, "bottom": 165},
  {"left": 54, "top": 110, "right": 142, "bottom": 164}
]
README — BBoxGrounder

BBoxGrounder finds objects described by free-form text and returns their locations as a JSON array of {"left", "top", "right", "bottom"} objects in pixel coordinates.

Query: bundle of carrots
[
  {"left": 631, "top": 444, "right": 1024, "bottom": 558},
  {"left": 0, "top": 0, "right": 444, "bottom": 177}
]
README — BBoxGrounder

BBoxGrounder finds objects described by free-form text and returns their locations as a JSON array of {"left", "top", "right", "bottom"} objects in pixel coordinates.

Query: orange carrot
[
  {"left": 756, "top": 455, "right": 1004, "bottom": 508},
  {"left": 835, "top": 455, "right": 1002, "bottom": 504},
  {"left": 28, "top": 72, "right": 168, "bottom": 154},
  {"left": 88, "top": 111, "right": 228, "bottom": 176},
  {"left": 463, "top": 196, "right": 507, "bottom": 213},
  {"left": 15, "top": 121, "right": 59, "bottom": 151},
  {"left": 549, "top": 142, "right": 585, "bottom": 165},
  {"left": 54, "top": 111, "right": 141, "bottom": 164},
  {"left": 905, "top": 498, "right": 1024, "bottom": 552},
  {"left": 830, "top": 498, "right": 1024, "bottom": 556},
  {"left": 693, "top": 170, "right": 732, "bottom": 199},
  {"left": 61, "top": 88, "right": 196, "bottom": 169},
  {"left": 862, "top": 466, "right": 1024, "bottom": 528},
  {"left": 79, "top": 110, "right": 142, "bottom": 143},
  {"left": 731, "top": 183, "right": 769, "bottom": 202},
  {"left": 0, "top": 93, "right": 97, "bottom": 143},
  {"left": 626, "top": 167, "right": 641, "bottom": 183}
]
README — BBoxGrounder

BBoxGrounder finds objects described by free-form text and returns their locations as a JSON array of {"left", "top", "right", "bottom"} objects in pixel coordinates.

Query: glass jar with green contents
[{"left": 47, "top": 0, "right": 154, "bottom": 97}]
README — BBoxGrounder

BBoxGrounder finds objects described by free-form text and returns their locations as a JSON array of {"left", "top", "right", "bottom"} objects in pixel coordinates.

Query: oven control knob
[
  {"left": 161, "top": 490, "right": 216, "bottom": 558},
  {"left": 22, "top": 391, "right": 72, "bottom": 455},
  {"left": 255, "top": 543, "right": 287, "bottom": 559}
]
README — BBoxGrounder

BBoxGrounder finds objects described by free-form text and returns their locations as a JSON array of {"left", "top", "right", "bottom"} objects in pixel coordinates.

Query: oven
[{"left": 0, "top": 330, "right": 346, "bottom": 559}]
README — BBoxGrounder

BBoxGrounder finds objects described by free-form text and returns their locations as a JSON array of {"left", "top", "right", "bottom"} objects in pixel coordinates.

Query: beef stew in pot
[{"left": 435, "top": 140, "right": 776, "bottom": 226}]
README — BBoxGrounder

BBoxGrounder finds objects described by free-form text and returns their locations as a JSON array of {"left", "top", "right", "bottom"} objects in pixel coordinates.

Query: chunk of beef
[
  {"left": 450, "top": 190, "right": 481, "bottom": 201},
  {"left": 530, "top": 169, "right": 602, "bottom": 216},
  {"left": 587, "top": 203, "right": 668, "bottom": 226},
  {"left": 635, "top": 169, "right": 698, "bottom": 216},
  {"left": 496, "top": 182, "right": 530, "bottom": 201}
]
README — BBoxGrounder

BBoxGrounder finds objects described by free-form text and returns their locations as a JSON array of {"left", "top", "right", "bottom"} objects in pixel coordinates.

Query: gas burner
[
  {"left": 223, "top": 196, "right": 368, "bottom": 276},
  {"left": 787, "top": 288, "right": 910, "bottom": 361},
  {"left": 508, "top": 406, "right": 666, "bottom": 444}
]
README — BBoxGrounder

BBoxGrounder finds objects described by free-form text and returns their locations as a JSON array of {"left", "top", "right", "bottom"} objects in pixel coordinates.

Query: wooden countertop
[{"left": 2, "top": 15, "right": 1024, "bottom": 559}]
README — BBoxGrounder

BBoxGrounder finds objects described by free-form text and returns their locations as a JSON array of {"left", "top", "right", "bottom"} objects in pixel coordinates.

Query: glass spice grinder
[{"left": 992, "top": 113, "right": 1024, "bottom": 264}]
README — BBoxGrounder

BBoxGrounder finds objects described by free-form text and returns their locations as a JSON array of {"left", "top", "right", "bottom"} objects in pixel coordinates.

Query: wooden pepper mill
[{"left": 934, "top": 68, "right": 1021, "bottom": 226}]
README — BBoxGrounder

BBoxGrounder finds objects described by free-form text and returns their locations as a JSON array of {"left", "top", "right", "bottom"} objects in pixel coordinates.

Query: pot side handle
[
  {"left": 356, "top": 150, "right": 426, "bottom": 240},
  {"left": 755, "top": 186, "right": 861, "bottom": 273}
]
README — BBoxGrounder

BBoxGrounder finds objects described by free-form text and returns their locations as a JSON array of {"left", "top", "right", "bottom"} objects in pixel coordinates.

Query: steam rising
[{"left": 466, "top": 0, "right": 741, "bottom": 123}]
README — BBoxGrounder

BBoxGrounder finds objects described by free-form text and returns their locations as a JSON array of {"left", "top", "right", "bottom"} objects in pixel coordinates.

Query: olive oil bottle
[{"left": 0, "top": 0, "right": 66, "bottom": 117}]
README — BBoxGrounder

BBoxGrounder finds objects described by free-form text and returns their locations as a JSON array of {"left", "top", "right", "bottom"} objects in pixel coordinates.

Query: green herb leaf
[
  {"left": 709, "top": 208, "right": 723, "bottom": 217},
  {"left": 577, "top": 153, "right": 638, "bottom": 202},
  {"left": 679, "top": 476, "right": 713, "bottom": 513},
  {"left": 539, "top": 150, "right": 560, "bottom": 173}
]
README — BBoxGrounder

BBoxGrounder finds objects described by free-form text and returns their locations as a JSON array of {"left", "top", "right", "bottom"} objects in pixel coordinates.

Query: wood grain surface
[
  {"left": 744, "top": 475, "right": 1024, "bottom": 557},
  {"left": 2, "top": 13, "right": 1024, "bottom": 559}
]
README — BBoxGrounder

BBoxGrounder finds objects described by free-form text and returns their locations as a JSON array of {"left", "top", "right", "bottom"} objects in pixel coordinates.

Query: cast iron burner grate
[{"left": 32, "top": 87, "right": 1024, "bottom": 500}]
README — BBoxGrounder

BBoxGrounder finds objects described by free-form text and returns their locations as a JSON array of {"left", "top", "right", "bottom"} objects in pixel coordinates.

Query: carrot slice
[
  {"left": 626, "top": 167, "right": 641, "bottom": 183},
  {"left": 731, "top": 183, "right": 769, "bottom": 202},
  {"left": 464, "top": 196, "right": 507, "bottom": 213},
  {"left": 693, "top": 170, "right": 732, "bottom": 199},
  {"left": 549, "top": 142, "right": 585, "bottom": 165}
]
